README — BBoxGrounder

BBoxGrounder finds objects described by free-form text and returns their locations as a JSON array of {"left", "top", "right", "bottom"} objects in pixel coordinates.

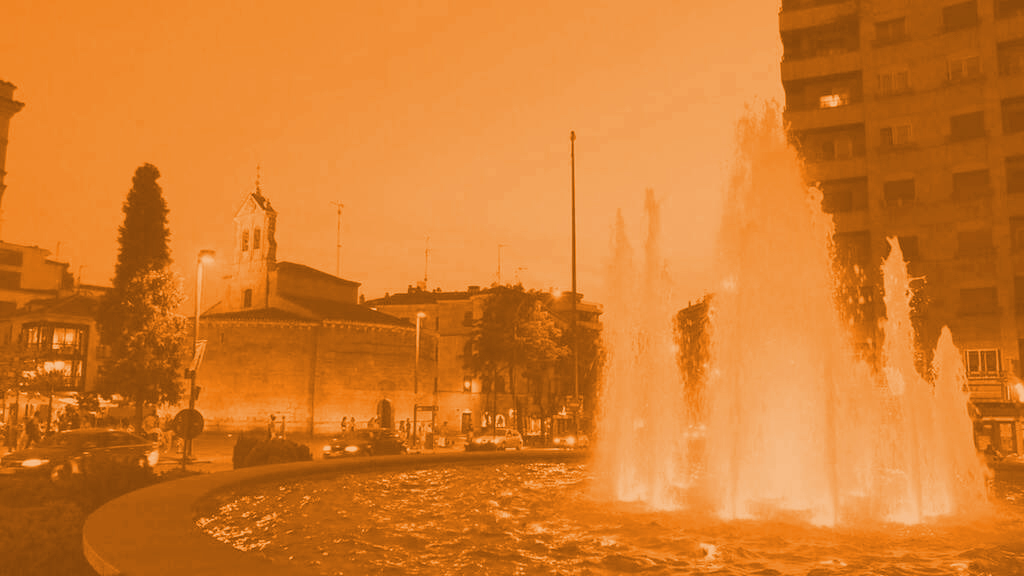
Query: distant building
[
  {"left": 0, "top": 80, "right": 24, "bottom": 225},
  {"left": 780, "top": 0, "right": 1024, "bottom": 453},
  {"left": 366, "top": 286, "right": 602, "bottom": 438},
  {"left": 197, "top": 186, "right": 435, "bottom": 435}
]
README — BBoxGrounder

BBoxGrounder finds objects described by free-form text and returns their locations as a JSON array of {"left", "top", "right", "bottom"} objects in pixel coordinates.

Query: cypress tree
[{"left": 98, "top": 164, "right": 187, "bottom": 431}]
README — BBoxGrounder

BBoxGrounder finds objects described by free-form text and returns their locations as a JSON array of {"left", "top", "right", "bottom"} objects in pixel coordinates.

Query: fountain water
[
  {"left": 594, "top": 192, "right": 688, "bottom": 509},
  {"left": 597, "top": 102, "right": 988, "bottom": 526}
]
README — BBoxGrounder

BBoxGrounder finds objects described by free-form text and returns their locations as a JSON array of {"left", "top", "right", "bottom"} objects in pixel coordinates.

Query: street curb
[{"left": 83, "top": 449, "right": 588, "bottom": 576}]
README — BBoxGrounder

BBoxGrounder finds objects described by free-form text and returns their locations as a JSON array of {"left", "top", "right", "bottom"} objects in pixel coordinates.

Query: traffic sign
[{"left": 172, "top": 408, "right": 204, "bottom": 440}]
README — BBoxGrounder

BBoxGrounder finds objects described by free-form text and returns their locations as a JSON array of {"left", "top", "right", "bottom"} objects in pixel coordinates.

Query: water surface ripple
[{"left": 198, "top": 462, "right": 1024, "bottom": 575}]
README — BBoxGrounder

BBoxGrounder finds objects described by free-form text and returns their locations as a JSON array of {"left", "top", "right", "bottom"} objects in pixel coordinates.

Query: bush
[
  {"left": 232, "top": 432, "right": 261, "bottom": 470},
  {"left": 239, "top": 438, "right": 312, "bottom": 468}
]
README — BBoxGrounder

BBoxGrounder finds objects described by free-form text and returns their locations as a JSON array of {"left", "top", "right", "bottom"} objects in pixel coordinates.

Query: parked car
[
  {"left": 552, "top": 433, "right": 590, "bottom": 449},
  {"left": 322, "top": 429, "right": 408, "bottom": 458},
  {"left": 0, "top": 428, "right": 159, "bottom": 482},
  {"left": 466, "top": 428, "right": 524, "bottom": 451}
]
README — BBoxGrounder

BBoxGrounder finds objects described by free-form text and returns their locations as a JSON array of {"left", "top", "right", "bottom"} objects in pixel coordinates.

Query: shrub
[
  {"left": 232, "top": 432, "right": 261, "bottom": 470},
  {"left": 239, "top": 438, "right": 312, "bottom": 468}
]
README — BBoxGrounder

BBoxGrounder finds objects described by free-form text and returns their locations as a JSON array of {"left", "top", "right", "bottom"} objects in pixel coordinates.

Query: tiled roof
[
  {"left": 202, "top": 308, "right": 311, "bottom": 322},
  {"left": 276, "top": 261, "right": 360, "bottom": 287},
  {"left": 17, "top": 293, "right": 100, "bottom": 318},
  {"left": 364, "top": 288, "right": 487, "bottom": 306},
  {"left": 282, "top": 295, "right": 410, "bottom": 326}
]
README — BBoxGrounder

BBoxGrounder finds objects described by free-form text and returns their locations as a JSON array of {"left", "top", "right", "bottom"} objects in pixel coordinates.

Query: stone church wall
[{"left": 195, "top": 319, "right": 437, "bottom": 436}]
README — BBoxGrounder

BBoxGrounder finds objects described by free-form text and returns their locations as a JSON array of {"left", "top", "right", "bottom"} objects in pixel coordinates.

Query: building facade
[
  {"left": 367, "top": 287, "right": 603, "bottom": 439},
  {"left": 781, "top": 0, "right": 1024, "bottom": 453},
  {"left": 197, "top": 187, "right": 436, "bottom": 435}
]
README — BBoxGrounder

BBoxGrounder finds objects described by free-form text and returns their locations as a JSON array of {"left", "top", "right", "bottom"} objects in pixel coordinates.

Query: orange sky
[{"left": 1, "top": 1, "right": 782, "bottom": 309}]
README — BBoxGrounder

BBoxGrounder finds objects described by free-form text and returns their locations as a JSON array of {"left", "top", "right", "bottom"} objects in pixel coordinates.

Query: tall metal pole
[
  {"left": 184, "top": 254, "right": 203, "bottom": 465},
  {"left": 570, "top": 130, "right": 579, "bottom": 436}
]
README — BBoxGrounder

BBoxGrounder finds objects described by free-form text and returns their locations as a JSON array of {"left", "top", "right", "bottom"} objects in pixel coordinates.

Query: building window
[
  {"left": 462, "top": 311, "right": 474, "bottom": 326},
  {"left": 1016, "top": 276, "right": 1024, "bottom": 312},
  {"left": 999, "top": 40, "right": 1024, "bottom": 75},
  {"left": 875, "top": 17, "right": 907, "bottom": 45},
  {"left": 781, "top": 16, "right": 859, "bottom": 61},
  {"left": 884, "top": 179, "right": 915, "bottom": 206},
  {"left": 243, "top": 289, "right": 253, "bottom": 308},
  {"left": 819, "top": 93, "right": 849, "bottom": 108},
  {"left": 463, "top": 378, "right": 473, "bottom": 393},
  {"left": 878, "top": 69, "right": 910, "bottom": 96},
  {"left": 947, "top": 55, "right": 981, "bottom": 82},
  {"left": 943, "top": 1, "right": 979, "bottom": 32},
  {"left": 957, "top": 229, "right": 994, "bottom": 256},
  {"left": 51, "top": 327, "right": 82, "bottom": 354},
  {"left": 950, "top": 112, "right": 985, "bottom": 140},
  {"left": 897, "top": 236, "right": 920, "bottom": 262},
  {"left": 253, "top": 228, "right": 261, "bottom": 251},
  {"left": 880, "top": 124, "right": 912, "bottom": 148},
  {"left": 997, "top": 0, "right": 1024, "bottom": 18},
  {"left": 820, "top": 178, "right": 868, "bottom": 213},
  {"left": 0, "top": 270, "right": 20, "bottom": 290},
  {"left": 1007, "top": 156, "right": 1024, "bottom": 194},
  {"left": 964, "top": 349, "right": 1001, "bottom": 378},
  {"left": 241, "top": 230, "right": 249, "bottom": 252},
  {"left": 0, "top": 249, "right": 23, "bottom": 266},
  {"left": 1013, "top": 218, "right": 1024, "bottom": 250},
  {"left": 1003, "top": 97, "right": 1024, "bottom": 133},
  {"left": 784, "top": 72, "right": 862, "bottom": 111},
  {"left": 795, "top": 125, "right": 865, "bottom": 163},
  {"left": 952, "top": 169, "right": 990, "bottom": 199}
]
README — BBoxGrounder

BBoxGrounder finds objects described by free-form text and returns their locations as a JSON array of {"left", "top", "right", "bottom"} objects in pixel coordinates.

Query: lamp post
[
  {"left": 184, "top": 250, "right": 215, "bottom": 464},
  {"left": 412, "top": 311, "right": 426, "bottom": 446},
  {"left": 569, "top": 130, "right": 579, "bottom": 436}
]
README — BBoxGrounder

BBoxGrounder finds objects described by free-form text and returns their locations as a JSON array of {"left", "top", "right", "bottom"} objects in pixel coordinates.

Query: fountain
[
  {"left": 185, "top": 104, "right": 1023, "bottom": 575},
  {"left": 597, "top": 102, "right": 989, "bottom": 526}
]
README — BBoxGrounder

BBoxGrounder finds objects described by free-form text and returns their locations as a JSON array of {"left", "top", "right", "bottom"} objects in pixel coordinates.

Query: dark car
[
  {"left": 0, "top": 428, "right": 160, "bottom": 482},
  {"left": 322, "top": 429, "right": 408, "bottom": 458}
]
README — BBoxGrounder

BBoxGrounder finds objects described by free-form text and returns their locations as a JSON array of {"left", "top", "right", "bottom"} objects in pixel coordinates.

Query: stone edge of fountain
[{"left": 83, "top": 449, "right": 588, "bottom": 576}]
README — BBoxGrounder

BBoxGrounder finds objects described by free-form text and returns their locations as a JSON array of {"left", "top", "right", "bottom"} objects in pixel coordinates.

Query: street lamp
[
  {"left": 569, "top": 130, "right": 580, "bottom": 436},
  {"left": 184, "top": 249, "right": 215, "bottom": 464},
  {"left": 412, "top": 311, "right": 427, "bottom": 446}
]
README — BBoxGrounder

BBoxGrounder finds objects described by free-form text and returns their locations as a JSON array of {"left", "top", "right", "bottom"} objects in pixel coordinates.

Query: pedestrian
[
  {"left": 24, "top": 414, "right": 40, "bottom": 448},
  {"left": 341, "top": 416, "right": 349, "bottom": 433},
  {"left": 268, "top": 414, "right": 277, "bottom": 440}
]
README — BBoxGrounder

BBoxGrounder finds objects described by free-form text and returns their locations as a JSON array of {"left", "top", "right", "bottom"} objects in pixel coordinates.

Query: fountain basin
[{"left": 83, "top": 450, "right": 585, "bottom": 576}]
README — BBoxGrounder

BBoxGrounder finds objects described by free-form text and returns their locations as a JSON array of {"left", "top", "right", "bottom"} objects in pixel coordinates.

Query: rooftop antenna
[
  {"left": 331, "top": 201, "right": 344, "bottom": 277},
  {"left": 424, "top": 236, "right": 431, "bottom": 286}
]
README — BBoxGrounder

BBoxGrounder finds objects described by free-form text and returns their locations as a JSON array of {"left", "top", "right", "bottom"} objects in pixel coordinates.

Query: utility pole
[
  {"left": 569, "top": 130, "right": 579, "bottom": 437},
  {"left": 331, "top": 201, "right": 344, "bottom": 276}
]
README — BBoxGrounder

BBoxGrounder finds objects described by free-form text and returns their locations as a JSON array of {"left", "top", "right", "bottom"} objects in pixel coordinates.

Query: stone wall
[{"left": 195, "top": 318, "right": 439, "bottom": 435}]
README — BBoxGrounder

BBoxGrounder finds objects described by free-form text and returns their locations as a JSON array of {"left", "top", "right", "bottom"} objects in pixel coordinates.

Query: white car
[{"left": 466, "top": 429, "right": 524, "bottom": 451}]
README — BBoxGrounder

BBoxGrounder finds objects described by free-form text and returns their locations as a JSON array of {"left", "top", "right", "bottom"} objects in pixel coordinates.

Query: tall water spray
[
  {"left": 598, "top": 103, "right": 986, "bottom": 525},
  {"left": 595, "top": 190, "right": 688, "bottom": 509}
]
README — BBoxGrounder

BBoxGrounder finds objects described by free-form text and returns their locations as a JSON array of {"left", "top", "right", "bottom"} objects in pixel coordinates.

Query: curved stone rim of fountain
[{"left": 83, "top": 449, "right": 588, "bottom": 576}]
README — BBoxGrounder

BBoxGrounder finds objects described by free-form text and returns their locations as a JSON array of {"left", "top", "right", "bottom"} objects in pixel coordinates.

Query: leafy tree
[
  {"left": 465, "top": 285, "right": 569, "bottom": 431},
  {"left": 98, "top": 165, "right": 187, "bottom": 430},
  {"left": 554, "top": 316, "right": 605, "bottom": 431}
]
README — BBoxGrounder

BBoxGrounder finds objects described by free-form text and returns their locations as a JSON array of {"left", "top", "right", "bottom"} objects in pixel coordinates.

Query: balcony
[
  {"left": 782, "top": 50, "right": 862, "bottom": 83},
  {"left": 785, "top": 102, "right": 865, "bottom": 132},
  {"left": 779, "top": 0, "right": 857, "bottom": 32}
]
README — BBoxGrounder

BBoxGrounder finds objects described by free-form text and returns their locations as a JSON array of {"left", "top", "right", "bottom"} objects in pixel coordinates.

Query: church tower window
[
  {"left": 241, "top": 230, "right": 249, "bottom": 252},
  {"left": 253, "top": 228, "right": 261, "bottom": 251}
]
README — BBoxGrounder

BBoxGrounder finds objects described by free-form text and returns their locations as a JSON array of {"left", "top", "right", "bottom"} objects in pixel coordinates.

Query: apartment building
[{"left": 781, "top": 0, "right": 1024, "bottom": 452}]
